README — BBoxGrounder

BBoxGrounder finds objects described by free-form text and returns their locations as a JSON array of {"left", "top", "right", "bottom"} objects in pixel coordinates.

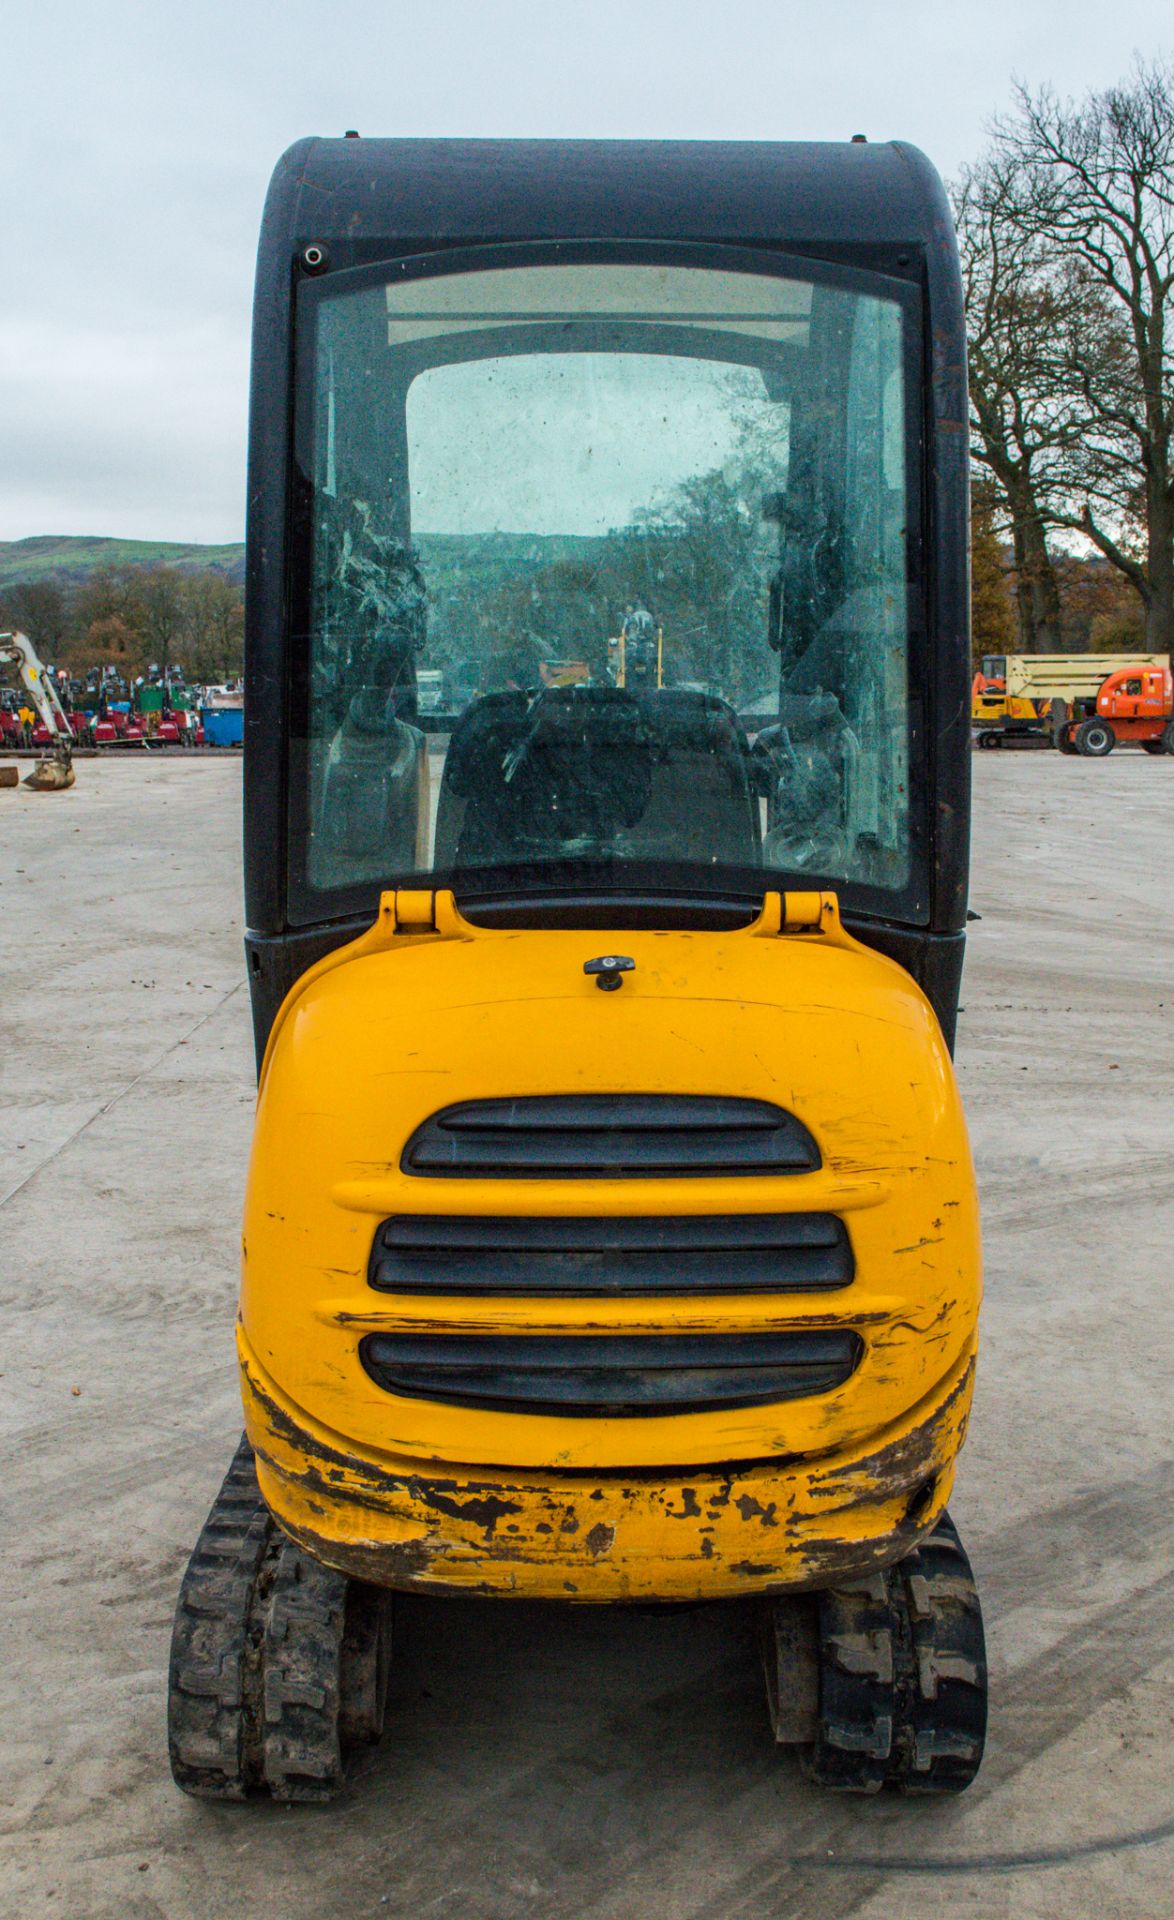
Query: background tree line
[
  {"left": 0, "top": 565, "right": 244, "bottom": 684},
  {"left": 959, "top": 58, "right": 1174, "bottom": 659},
  {"left": 5, "top": 64, "right": 1172, "bottom": 683}
]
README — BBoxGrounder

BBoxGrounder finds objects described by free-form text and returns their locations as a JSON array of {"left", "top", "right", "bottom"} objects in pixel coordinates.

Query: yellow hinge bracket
[
  {"left": 367, "top": 888, "right": 475, "bottom": 945},
  {"left": 389, "top": 888, "right": 439, "bottom": 932},
  {"left": 750, "top": 889, "right": 852, "bottom": 945}
]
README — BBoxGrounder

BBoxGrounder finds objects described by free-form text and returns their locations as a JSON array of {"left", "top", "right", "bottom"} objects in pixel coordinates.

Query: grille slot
[
  {"left": 402, "top": 1095, "right": 820, "bottom": 1179},
  {"left": 369, "top": 1212, "right": 853, "bottom": 1295},
  {"left": 359, "top": 1329, "right": 862, "bottom": 1416}
]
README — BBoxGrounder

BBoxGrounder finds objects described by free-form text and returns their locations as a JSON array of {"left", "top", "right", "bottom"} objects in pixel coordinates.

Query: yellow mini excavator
[{"left": 169, "top": 136, "right": 986, "bottom": 1802}]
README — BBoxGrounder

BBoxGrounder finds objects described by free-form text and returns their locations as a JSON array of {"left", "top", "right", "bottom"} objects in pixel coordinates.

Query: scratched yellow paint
[
  {"left": 239, "top": 891, "right": 981, "bottom": 1599},
  {"left": 241, "top": 1333, "right": 974, "bottom": 1600}
]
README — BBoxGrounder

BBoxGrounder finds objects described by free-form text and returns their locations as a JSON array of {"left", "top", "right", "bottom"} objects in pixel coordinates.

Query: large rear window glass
[{"left": 288, "top": 251, "right": 923, "bottom": 923}]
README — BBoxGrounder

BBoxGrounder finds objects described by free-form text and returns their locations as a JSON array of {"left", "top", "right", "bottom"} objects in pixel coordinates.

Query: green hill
[
  {"left": 0, "top": 535, "right": 246, "bottom": 593},
  {"left": 0, "top": 530, "right": 608, "bottom": 599}
]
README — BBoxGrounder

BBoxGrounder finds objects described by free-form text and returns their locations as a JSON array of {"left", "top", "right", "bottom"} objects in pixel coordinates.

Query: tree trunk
[
  {"left": 1021, "top": 507, "right": 1063, "bottom": 651},
  {"left": 1010, "top": 517, "right": 1036, "bottom": 651},
  {"left": 1005, "top": 474, "right": 1063, "bottom": 651},
  {"left": 1144, "top": 474, "right": 1174, "bottom": 654}
]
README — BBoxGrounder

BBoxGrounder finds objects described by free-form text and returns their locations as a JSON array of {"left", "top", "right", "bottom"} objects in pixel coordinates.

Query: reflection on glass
[{"left": 297, "top": 261, "right": 911, "bottom": 907}]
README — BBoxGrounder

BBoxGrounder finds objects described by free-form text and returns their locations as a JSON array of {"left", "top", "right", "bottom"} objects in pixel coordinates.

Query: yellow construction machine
[
  {"left": 168, "top": 136, "right": 986, "bottom": 1804},
  {"left": 608, "top": 607, "right": 664, "bottom": 688},
  {"left": 0, "top": 630, "right": 75, "bottom": 789},
  {"left": 972, "top": 650, "right": 1169, "bottom": 749}
]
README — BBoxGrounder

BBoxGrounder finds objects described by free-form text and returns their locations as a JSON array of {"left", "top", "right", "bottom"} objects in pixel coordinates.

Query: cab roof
[{"left": 264, "top": 136, "right": 950, "bottom": 257}]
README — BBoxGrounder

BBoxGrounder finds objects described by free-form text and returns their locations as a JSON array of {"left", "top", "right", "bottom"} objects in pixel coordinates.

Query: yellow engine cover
[{"left": 239, "top": 890, "right": 981, "bottom": 1600}]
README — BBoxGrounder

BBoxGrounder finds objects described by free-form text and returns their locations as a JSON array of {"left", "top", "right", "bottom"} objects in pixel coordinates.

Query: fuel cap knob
[{"left": 583, "top": 954, "right": 636, "bottom": 992}]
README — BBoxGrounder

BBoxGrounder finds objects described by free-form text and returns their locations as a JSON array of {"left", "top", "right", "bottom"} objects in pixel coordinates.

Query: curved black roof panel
[{"left": 265, "top": 136, "right": 949, "bottom": 254}]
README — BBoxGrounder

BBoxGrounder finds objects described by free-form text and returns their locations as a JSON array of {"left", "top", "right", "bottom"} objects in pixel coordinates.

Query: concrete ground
[{"left": 2, "top": 751, "right": 1173, "bottom": 1920}]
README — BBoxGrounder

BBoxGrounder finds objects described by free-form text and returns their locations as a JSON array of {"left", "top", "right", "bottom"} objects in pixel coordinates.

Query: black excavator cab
[{"left": 240, "top": 137, "right": 971, "bottom": 1061}]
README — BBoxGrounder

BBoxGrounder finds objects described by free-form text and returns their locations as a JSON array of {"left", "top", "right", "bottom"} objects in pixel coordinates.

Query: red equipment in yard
[
  {"left": 31, "top": 715, "right": 83, "bottom": 747},
  {"left": 92, "top": 709, "right": 150, "bottom": 748},
  {"left": 1056, "top": 664, "right": 1174, "bottom": 757}
]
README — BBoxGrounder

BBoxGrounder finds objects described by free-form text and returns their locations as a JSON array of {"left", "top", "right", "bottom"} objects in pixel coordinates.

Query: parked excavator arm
[{"left": 0, "top": 630, "right": 75, "bottom": 789}]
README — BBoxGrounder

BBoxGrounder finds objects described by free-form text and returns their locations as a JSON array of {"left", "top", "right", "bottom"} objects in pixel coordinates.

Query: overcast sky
[{"left": 3, "top": 0, "right": 1169, "bottom": 544}]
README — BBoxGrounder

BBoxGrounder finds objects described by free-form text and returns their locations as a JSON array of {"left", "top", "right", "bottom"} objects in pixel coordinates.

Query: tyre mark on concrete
[
  {"left": 794, "top": 1810, "right": 1174, "bottom": 1877},
  {"left": 603, "top": 1477, "right": 1174, "bottom": 1918}
]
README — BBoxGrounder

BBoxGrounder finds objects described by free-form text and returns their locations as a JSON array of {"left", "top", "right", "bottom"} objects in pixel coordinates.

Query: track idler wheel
[
  {"left": 168, "top": 1438, "right": 392, "bottom": 1802},
  {"left": 762, "top": 1512, "right": 987, "bottom": 1796}
]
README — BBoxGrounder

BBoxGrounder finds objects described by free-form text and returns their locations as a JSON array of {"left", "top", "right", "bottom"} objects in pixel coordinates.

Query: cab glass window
[{"left": 289, "top": 253, "right": 922, "bottom": 922}]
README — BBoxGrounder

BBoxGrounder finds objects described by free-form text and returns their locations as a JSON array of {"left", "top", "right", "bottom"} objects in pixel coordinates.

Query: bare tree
[
  {"left": 991, "top": 60, "right": 1174, "bottom": 650},
  {"left": 955, "top": 162, "right": 1073, "bottom": 650},
  {"left": 136, "top": 567, "right": 187, "bottom": 685}
]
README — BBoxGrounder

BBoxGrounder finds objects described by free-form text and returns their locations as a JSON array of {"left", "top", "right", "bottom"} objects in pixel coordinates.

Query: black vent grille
[
  {"left": 359, "top": 1329, "right": 862, "bottom": 1417},
  {"left": 401, "top": 1095, "right": 820, "bottom": 1179},
  {"left": 368, "top": 1212, "right": 852, "bottom": 1296}
]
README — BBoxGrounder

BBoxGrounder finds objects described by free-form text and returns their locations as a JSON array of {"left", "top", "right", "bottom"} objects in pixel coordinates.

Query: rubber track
[
  {"left": 261, "top": 1538, "right": 349, "bottom": 1801},
  {"left": 168, "top": 1437, "right": 354, "bottom": 1803},
  {"left": 807, "top": 1571, "right": 895, "bottom": 1792},
  {"left": 805, "top": 1511, "right": 987, "bottom": 1796},
  {"left": 168, "top": 1438, "right": 274, "bottom": 1801},
  {"left": 889, "top": 1512, "right": 987, "bottom": 1794}
]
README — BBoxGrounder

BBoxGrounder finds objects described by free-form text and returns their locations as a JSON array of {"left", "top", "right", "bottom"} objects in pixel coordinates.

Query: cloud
[
  {"left": 0, "top": 315, "right": 248, "bottom": 539},
  {"left": 5, "top": 0, "right": 1170, "bottom": 539}
]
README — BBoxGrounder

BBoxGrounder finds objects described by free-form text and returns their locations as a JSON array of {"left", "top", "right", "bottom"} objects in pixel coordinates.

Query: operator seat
[
  {"left": 433, "top": 688, "right": 654, "bottom": 868},
  {"left": 434, "top": 686, "right": 759, "bottom": 872},
  {"left": 625, "top": 689, "right": 760, "bottom": 867}
]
